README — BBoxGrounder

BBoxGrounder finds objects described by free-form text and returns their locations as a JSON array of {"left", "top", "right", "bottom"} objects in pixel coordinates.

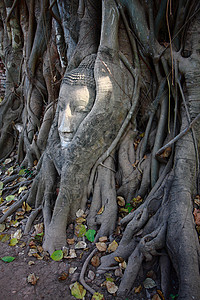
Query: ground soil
[{"left": 0, "top": 154, "right": 177, "bottom": 300}]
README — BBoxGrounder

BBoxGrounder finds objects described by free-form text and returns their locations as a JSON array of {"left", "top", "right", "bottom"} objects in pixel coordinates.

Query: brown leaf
[
  {"left": 107, "top": 240, "right": 118, "bottom": 253},
  {"left": 34, "top": 223, "right": 44, "bottom": 235},
  {"left": 67, "top": 238, "right": 75, "bottom": 245},
  {"left": 96, "top": 242, "right": 107, "bottom": 252},
  {"left": 117, "top": 196, "right": 125, "bottom": 207},
  {"left": 114, "top": 256, "right": 124, "bottom": 263},
  {"left": 105, "top": 281, "right": 118, "bottom": 294},
  {"left": 97, "top": 205, "right": 104, "bottom": 215},
  {"left": 98, "top": 236, "right": 108, "bottom": 242},
  {"left": 91, "top": 255, "right": 100, "bottom": 267},
  {"left": 27, "top": 273, "right": 39, "bottom": 285},
  {"left": 134, "top": 285, "right": 142, "bottom": 293},
  {"left": 193, "top": 208, "right": 200, "bottom": 226},
  {"left": 58, "top": 272, "right": 68, "bottom": 281}
]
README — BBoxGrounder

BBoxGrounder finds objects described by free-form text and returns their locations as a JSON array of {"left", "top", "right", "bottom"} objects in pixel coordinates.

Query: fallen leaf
[
  {"left": 85, "top": 229, "right": 96, "bottom": 242},
  {"left": 105, "top": 281, "right": 118, "bottom": 294},
  {"left": 27, "top": 273, "right": 39, "bottom": 285},
  {"left": 5, "top": 195, "right": 15, "bottom": 202},
  {"left": 91, "top": 292, "right": 104, "bottom": 300},
  {"left": 75, "top": 241, "right": 87, "bottom": 249},
  {"left": 67, "top": 249, "right": 77, "bottom": 259},
  {"left": 19, "top": 169, "right": 25, "bottom": 176},
  {"left": 67, "top": 238, "right": 75, "bottom": 245},
  {"left": 28, "top": 261, "right": 35, "bottom": 266},
  {"left": 69, "top": 267, "right": 77, "bottom": 274},
  {"left": 1, "top": 256, "right": 15, "bottom": 262},
  {"left": 58, "top": 272, "right": 68, "bottom": 281},
  {"left": 75, "top": 224, "right": 86, "bottom": 237},
  {"left": 9, "top": 238, "right": 18, "bottom": 246},
  {"left": 12, "top": 229, "right": 22, "bottom": 240},
  {"left": 88, "top": 270, "right": 95, "bottom": 280},
  {"left": 96, "top": 242, "right": 107, "bottom": 252},
  {"left": 76, "top": 217, "right": 86, "bottom": 224},
  {"left": 107, "top": 240, "right": 118, "bottom": 253},
  {"left": 76, "top": 209, "right": 84, "bottom": 218},
  {"left": 98, "top": 236, "right": 108, "bottom": 242},
  {"left": 62, "top": 246, "right": 69, "bottom": 258},
  {"left": 91, "top": 255, "right": 100, "bottom": 267},
  {"left": 134, "top": 285, "right": 142, "bottom": 293},
  {"left": 157, "top": 290, "right": 165, "bottom": 300},
  {"left": 119, "top": 261, "right": 127, "bottom": 269},
  {"left": 34, "top": 223, "right": 44, "bottom": 235},
  {"left": 143, "top": 278, "right": 157, "bottom": 289},
  {"left": 114, "top": 256, "right": 124, "bottom": 263},
  {"left": 37, "top": 246, "right": 43, "bottom": 253},
  {"left": 51, "top": 250, "right": 63, "bottom": 261},
  {"left": 4, "top": 158, "right": 12, "bottom": 165},
  {"left": 10, "top": 220, "right": 20, "bottom": 228},
  {"left": 114, "top": 268, "right": 123, "bottom": 277},
  {"left": 28, "top": 249, "right": 38, "bottom": 257},
  {"left": 0, "top": 224, "right": 5, "bottom": 232},
  {"left": 97, "top": 205, "right": 104, "bottom": 215},
  {"left": 18, "top": 186, "right": 27, "bottom": 194},
  {"left": 193, "top": 208, "right": 200, "bottom": 226},
  {"left": 117, "top": 196, "right": 125, "bottom": 207},
  {"left": 71, "top": 281, "right": 86, "bottom": 299},
  {"left": 0, "top": 234, "right": 10, "bottom": 242}
]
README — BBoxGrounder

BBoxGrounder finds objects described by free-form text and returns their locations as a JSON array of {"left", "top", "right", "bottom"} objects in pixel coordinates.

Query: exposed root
[
  {"left": 0, "top": 192, "right": 29, "bottom": 223},
  {"left": 24, "top": 205, "right": 42, "bottom": 234},
  {"left": 88, "top": 156, "right": 118, "bottom": 240},
  {"left": 79, "top": 248, "right": 98, "bottom": 295}
]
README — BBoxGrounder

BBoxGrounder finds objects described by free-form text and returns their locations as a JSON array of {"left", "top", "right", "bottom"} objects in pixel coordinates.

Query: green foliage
[
  {"left": 1, "top": 256, "right": 15, "bottom": 262},
  {"left": 50, "top": 250, "right": 63, "bottom": 261},
  {"left": 85, "top": 229, "right": 96, "bottom": 242}
]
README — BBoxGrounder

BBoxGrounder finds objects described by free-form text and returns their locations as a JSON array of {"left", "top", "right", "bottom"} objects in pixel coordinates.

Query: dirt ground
[{"left": 0, "top": 155, "right": 177, "bottom": 300}]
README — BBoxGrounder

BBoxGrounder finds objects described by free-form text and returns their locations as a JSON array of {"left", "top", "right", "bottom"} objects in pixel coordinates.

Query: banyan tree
[{"left": 0, "top": 0, "right": 200, "bottom": 299}]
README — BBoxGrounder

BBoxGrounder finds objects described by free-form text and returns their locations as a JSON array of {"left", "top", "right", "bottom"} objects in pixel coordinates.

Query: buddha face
[{"left": 58, "top": 83, "right": 95, "bottom": 148}]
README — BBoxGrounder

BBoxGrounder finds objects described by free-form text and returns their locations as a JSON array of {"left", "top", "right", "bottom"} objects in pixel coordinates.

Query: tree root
[
  {"left": 24, "top": 205, "right": 42, "bottom": 234},
  {"left": 0, "top": 192, "right": 29, "bottom": 223},
  {"left": 79, "top": 248, "right": 98, "bottom": 295}
]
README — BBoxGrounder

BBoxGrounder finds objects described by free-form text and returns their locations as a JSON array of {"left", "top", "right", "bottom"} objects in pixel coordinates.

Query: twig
[
  {"left": 79, "top": 248, "right": 97, "bottom": 295},
  {"left": 156, "top": 112, "right": 200, "bottom": 157}
]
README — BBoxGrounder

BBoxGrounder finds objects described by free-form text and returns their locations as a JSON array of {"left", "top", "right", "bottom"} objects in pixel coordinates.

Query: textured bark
[{"left": 0, "top": 1, "right": 200, "bottom": 299}]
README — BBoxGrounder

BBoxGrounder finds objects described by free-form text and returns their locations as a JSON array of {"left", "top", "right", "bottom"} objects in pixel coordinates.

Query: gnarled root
[{"left": 87, "top": 155, "right": 118, "bottom": 240}]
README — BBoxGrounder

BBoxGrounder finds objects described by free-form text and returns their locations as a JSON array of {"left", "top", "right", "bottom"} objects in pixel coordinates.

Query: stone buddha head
[{"left": 58, "top": 54, "right": 96, "bottom": 148}]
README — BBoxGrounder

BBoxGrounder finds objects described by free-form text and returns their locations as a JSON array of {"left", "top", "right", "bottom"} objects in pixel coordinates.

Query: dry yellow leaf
[
  {"left": 114, "top": 256, "right": 124, "bottom": 263},
  {"left": 97, "top": 205, "right": 104, "bottom": 215},
  {"left": 134, "top": 285, "right": 142, "bottom": 293},
  {"left": 107, "top": 240, "right": 118, "bottom": 253}
]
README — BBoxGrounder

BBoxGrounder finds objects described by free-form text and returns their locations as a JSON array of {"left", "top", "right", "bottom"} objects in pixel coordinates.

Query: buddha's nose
[{"left": 59, "top": 109, "right": 74, "bottom": 134}]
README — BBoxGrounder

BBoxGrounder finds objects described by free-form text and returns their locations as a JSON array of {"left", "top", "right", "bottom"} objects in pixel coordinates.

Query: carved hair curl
[{"left": 63, "top": 54, "right": 96, "bottom": 88}]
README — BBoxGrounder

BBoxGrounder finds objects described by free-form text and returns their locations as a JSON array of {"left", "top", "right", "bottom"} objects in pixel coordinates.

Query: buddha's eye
[{"left": 74, "top": 105, "right": 88, "bottom": 113}]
